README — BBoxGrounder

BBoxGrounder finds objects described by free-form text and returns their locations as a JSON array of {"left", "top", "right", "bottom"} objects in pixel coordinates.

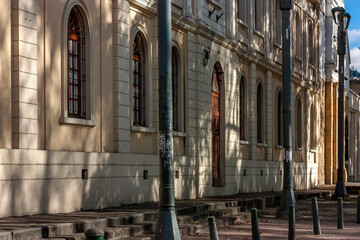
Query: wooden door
[
  {"left": 212, "top": 65, "right": 222, "bottom": 186},
  {"left": 212, "top": 91, "right": 220, "bottom": 185}
]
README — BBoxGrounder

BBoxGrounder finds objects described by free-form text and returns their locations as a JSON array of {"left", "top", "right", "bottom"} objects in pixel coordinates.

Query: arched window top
[
  {"left": 257, "top": 81, "right": 263, "bottom": 95},
  {"left": 172, "top": 46, "right": 180, "bottom": 131},
  {"left": 212, "top": 62, "right": 224, "bottom": 92},
  {"left": 133, "top": 32, "right": 145, "bottom": 62}
]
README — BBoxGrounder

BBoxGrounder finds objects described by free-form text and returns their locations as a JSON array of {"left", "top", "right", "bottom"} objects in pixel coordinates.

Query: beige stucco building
[{"left": 0, "top": 0, "right": 326, "bottom": 217}]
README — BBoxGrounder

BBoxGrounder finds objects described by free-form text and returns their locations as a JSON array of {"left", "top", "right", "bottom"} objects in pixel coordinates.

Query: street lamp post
[
  {"left": 154, "top": 0, "right": 181, "bottom": 239},
  {"left": 332, "top": 7, "right": 351, "bottom": 200},
  {"left": 277, "top": 0, "right": 298, "bottom": 217}
]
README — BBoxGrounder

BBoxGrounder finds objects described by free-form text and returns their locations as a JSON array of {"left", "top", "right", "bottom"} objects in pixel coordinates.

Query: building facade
[{"left": 0, "top": 0, "right": 325, "bottom": 217}]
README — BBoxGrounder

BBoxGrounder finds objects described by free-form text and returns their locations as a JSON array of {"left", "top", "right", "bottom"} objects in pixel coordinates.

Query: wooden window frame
[
  {"left": 240, "top": 76, "right": 246, "bottom": 140},
  {"left": 132, "top": 33, "right": 146, "bottom": 127},
  {"left": 67, "top": 7, "right": 86, "bottom": 119},
  {"left": 257, "top": 82, "right": 263, "bottom": 143}
]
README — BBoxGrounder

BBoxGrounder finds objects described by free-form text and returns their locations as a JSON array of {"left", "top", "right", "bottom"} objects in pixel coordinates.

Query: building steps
[{"left": 0, "top": 189, "right": 334, "bottom": 240}]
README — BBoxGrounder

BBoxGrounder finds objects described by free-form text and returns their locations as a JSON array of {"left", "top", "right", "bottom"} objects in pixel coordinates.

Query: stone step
[
  {"left": 45, "top": 223, "right": 77, "bottom": 237},
  {"left": 57, "top": 233, "right": 85, "bottom": 240},
  {"left": 104, "top": 225, "right": 146, "bottom": 239},
  {"left": 116, "top": 237, "right": 152, "bottom": 240}
]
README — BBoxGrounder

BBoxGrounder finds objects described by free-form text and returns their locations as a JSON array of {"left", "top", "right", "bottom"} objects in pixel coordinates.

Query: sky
[{"left": 345, "top": 0, "right": 360, "bottom": 70}]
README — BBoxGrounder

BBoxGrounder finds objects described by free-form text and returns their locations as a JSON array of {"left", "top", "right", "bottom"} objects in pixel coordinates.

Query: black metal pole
[
  {"left": 288, "top": 205, "right": 295, "bottom": 240},
  {"left": 208, "top": 217, "right": 219, "bottom": 240},
  {"left": 333, "top": 11, "right": 348, "bottom": 199},
  {"left": 312, "top": 197, "right": 321, "bottom": 235},
  {"left": 278, "top": 0, "right": 297, "bottom": 216},
  {"left": 154, "top": 1, "right": 181, "bottom": 239},
  {"left": 251, "top": 208, "right": 260, "bottom": 240},
  {"left": 337, "top": 197, "right": 344, "bottom": 229},
  {"left": 357, "top": 196, "right": 360, "bottom": 224}
]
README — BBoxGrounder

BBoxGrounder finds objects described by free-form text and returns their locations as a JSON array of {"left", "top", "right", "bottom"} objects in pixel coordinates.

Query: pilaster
[
  {"left": 11, "top": 0, "right": 38, "bottom": 149},
  {"left": 264, "top": 0, "right": 270, "bottom": 60},
  {"left": 249, "top": 63, "right": 257, "bottom": 160},
  {"left": 248, "top": 0, "right": 255, "bottom": 52},
  {"left": 113, "top": 0, "right": 131, "bottom": 153},
  {"left": 266, "top": 70, "right": 272, "bottom": 160},
  {"left": 304, "top": 89, "right": 310, "bottom": 162},
  {"left": 227, "top": 0, "right": 236, "bottom": 40}
]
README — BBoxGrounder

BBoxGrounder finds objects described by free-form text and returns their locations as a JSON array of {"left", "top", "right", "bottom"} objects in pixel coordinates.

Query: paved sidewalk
[{"left": 183, "top": 196, "right": 360, "bottom": 240}]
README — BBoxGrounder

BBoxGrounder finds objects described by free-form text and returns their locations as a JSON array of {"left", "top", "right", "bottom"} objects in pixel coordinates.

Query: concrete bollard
[
  {"left": 357, "top": 196, "right": 360, "bottom": 224},
  {"left": 85, "top": 228, "right": 104, "bottom": 240},
  {"left": 288, "top": 205, "right": 295, "bottom": 240},
  {"left": 312, "top": 197, "right": 321, "bottom": 235},
  {"left": 337, "top": 197, "right": 344, "bottom": 229},
  {"left": 208, "top": 216, "right": 219, "bottom": 240},
  {"left": 251, "top": 208, "right": 260, "bottom": 240}
]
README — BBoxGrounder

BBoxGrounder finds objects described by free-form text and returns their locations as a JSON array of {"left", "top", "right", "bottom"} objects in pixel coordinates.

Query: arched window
[
  {"left": 255, "top": 0, "right": 264, "bottom": 32},
  {"left": 308, "top": 21, "right": 314, "bottom": 65},
  {"left": 132, "top": 32, "right": 146, "bottom": 126},
  {"left": 67, "top": 6, "right": 86, "bottom": 119},
  {"left": 257, "top": 82, "right": 263, "bottom": 143},
  {"left": 238, "top": 0, "right": 247, "bottom": 23},
  {"left": 296, "top": 12, "right": 302, "bottom": 58},
  {"left": 277, "top": 90, "right": 283, "bottom": 146},
  {"left": 296, "top": 96, "right": 302, "bottom": 148},
  {"left": 310, "top": 104, "right": 316, "bottom": 149},
  {"left": 240, "top": 76, "right": 246, "bottom": 140},
  {"left": 172, "top": 46, "right": 180, "bottom": 131},
  {"left": 275, "top": 0, "right": 282, "bottom": 45}
]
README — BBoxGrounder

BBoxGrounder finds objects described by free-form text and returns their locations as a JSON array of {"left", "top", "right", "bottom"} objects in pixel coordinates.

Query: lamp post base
[
  {"left": 332, "top": 180, "right": 348, "bottom": 200},
  {"left": 154, "top": 208, "right": 181, "bottom": 240},
  {"left": 277, "top": 189, "right": 301, "bottom": 220}
]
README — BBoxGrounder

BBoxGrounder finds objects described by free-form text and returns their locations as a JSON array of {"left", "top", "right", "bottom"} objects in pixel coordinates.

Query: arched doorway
[{"left": 211, "top": 62, "right": 224, "bottom": 186}]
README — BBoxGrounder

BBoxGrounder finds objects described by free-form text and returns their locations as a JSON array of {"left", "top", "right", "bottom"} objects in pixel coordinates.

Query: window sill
[
  {"left": 254, "top": 29, "right": 265, "bottom": 38},
  {"left": 237, "top": 19, "right": 248, "bottom": 28},
  {"left": 296, "top": 147, "right": 303, "bottom": 151},
  {"left": 310, "top": 149, "right": 317, "bottom": 153},
  {"left": 131, "top": 125, "right": 156, "bottom": 133},
  {"left": 174, "top": 131, "right": 187, "bottom": 137},
  {"left": 206, "top": 0, "right": 222, "bottom": 10},
  {"left": 273, "top": 43, "right": 282, "bottom": 49},
  {"left": 240, "top": 140, "right": 250, "bottom": 145},
  {"left": 257, "top": 143, "right": 267, "bottom": 147},
  {"left": 295, "top": 55, "right": 302, "bottom": 62},
  {"left": 275, "top": 145, "right": 283, "bottom": 149},
  {"left": 59, "top": 117, "right": 97, "bottom": 127}
]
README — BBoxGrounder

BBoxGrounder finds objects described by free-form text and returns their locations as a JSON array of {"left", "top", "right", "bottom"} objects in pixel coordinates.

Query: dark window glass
[
  {"left": 132, "top": 33, "right": 146, "bottom": 126},
  {"left": 240, "top": 77, "right": 245, "bottom": 140},
  {"left": 296, "top": 98, "right": 302, "bottom": 148},
  {"left": 68, "top": 7, "right": 86, "bottom": 119},
  {"left": 277, "top": 91, "right": 283, "bottom": 146},
  {"left": 172, "top": 47, "right": 179, "bottom": 131},
  {"left": 257, "top": 83, "right": 263, "bottom": 143}
]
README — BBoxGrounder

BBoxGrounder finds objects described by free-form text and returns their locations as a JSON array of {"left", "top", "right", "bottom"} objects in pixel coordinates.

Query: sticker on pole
[
  {"left": 159, "top": 132, "right": 174, "bottom": 169},
  {"left": 284, "top": 150, "right": 292, "bottom": 162}
]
